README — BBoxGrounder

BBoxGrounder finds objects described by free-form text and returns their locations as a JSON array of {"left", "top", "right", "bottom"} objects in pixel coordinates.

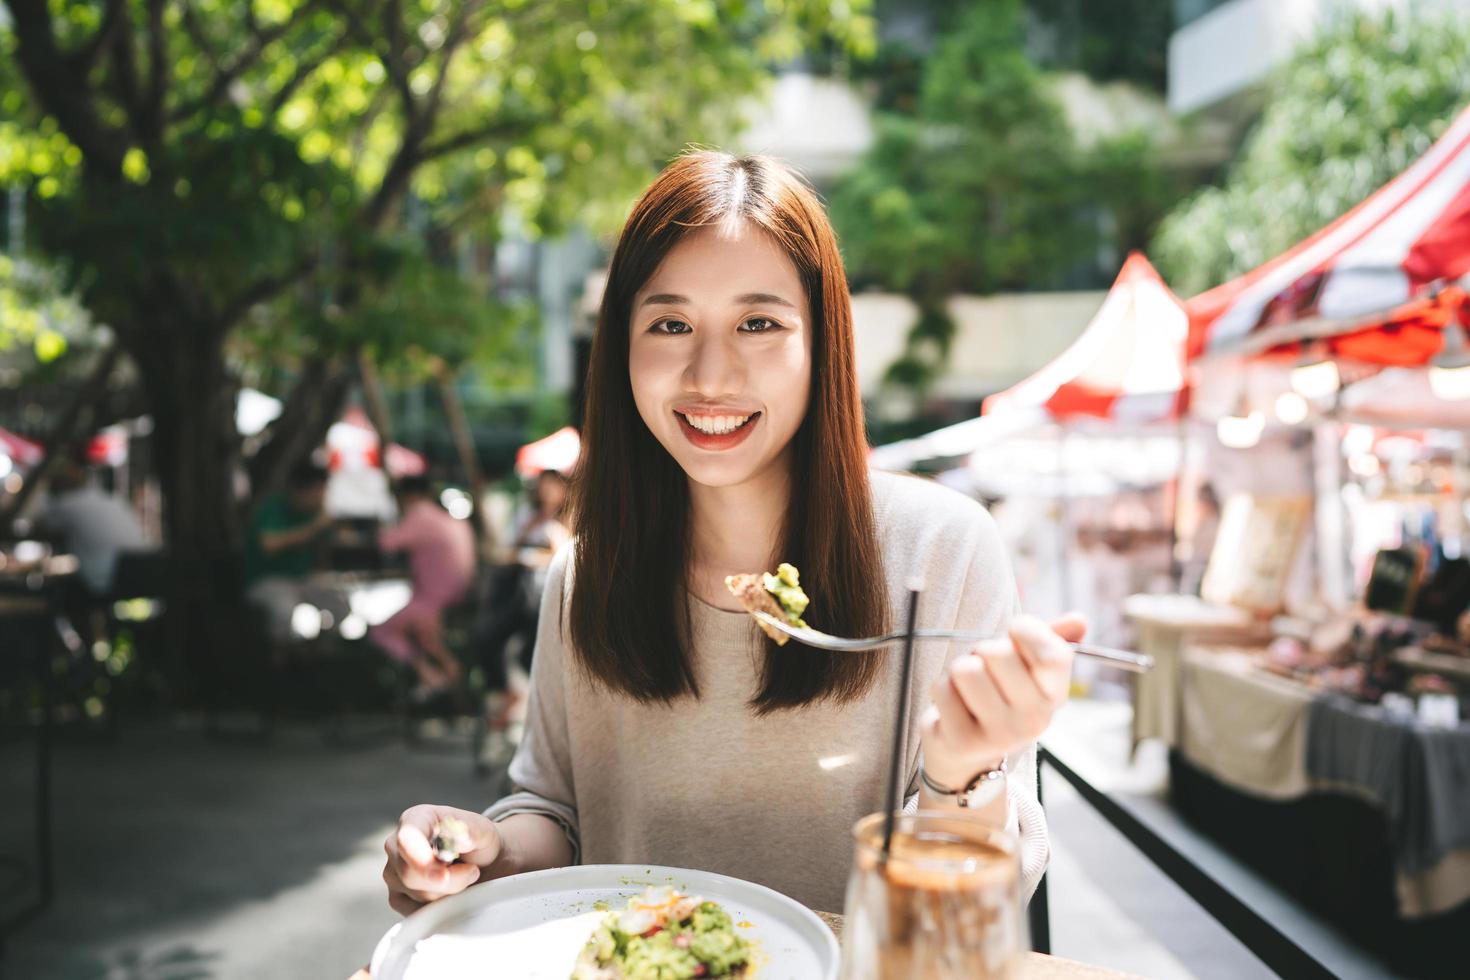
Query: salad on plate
[{"left": 571, "top": 886, "right": 753, "bottom": 979}]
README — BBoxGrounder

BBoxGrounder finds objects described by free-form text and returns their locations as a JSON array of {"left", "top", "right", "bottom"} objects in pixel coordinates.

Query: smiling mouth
[
  {"left": 676, "top": 411, "right": 760, "bottom": 435},
  {"left": 674, "top": 410, "right": 762, "bottom": 449}
]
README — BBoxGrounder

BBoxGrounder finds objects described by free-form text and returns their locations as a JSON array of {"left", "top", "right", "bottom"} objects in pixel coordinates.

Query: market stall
[
  {"left": 1168, "top": 639, "right": 1470, "bottom": 976},
  {"left": 1130, "top": 101, "right": 1470, "bottom": 976},
  {"left": 1187, "top": 103, "right": 1470, "bottom": 363}
]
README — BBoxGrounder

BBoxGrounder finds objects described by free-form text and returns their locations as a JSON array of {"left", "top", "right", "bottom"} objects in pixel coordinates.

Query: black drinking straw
[{"left": 881, "top": 585, "right": 922, "bottom": 859}]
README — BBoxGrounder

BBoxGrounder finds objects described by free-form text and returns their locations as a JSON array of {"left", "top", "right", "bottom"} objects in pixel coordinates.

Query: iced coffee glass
[{"left": 839, "top": 811, "right": 1024, "bottom": 980}]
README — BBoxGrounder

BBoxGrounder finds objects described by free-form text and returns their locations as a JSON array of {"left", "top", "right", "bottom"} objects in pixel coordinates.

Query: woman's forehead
[{"left": 636, "top": 223, "right": 806, "bottom": 307}]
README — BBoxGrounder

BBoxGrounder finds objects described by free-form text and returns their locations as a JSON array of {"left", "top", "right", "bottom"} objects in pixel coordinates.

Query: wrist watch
[{"left": 920, "top": 756, "right": 1008, "bottom": 809}]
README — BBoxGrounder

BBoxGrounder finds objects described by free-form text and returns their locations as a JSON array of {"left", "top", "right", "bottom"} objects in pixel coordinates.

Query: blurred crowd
[{"left": 6, "top": 444, "right": 574, "bottom": 731}]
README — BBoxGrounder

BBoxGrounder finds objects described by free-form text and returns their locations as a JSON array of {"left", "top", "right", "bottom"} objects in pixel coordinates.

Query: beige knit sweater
[{"left": 483, "top": 470, "right": 1048, "bottom": 913}]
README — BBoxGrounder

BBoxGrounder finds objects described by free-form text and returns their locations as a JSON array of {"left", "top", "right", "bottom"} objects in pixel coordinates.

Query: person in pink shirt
[{"left": 370, "top": 475, "right": 477, "bottom": 694}]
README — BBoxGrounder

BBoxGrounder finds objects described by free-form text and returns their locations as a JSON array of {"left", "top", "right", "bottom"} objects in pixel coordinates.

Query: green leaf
[
  {"left": 122, "top": 148, "right": 150, "bottom": 184},
  {"left": 34, "top": 328, "right": 67, "bottom": 362},
  {"left": 1154, "top": 8, "right": 1470, "bottom": 296}
]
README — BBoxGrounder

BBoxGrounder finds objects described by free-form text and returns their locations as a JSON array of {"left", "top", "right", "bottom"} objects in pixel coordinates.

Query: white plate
[{"left": 369, "top": 864, "right": 840, "bottom": 980}]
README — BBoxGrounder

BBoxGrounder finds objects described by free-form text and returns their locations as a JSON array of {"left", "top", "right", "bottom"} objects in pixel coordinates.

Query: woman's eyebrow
[
  {"left": 638, "top": 291, "right": 798, "bottom": 310},
  {"left": 735, "top": 292, "right": 798, "bottom": 309},
  {"left": 640, "top": 293, "right": 688, "bottom": 307}
]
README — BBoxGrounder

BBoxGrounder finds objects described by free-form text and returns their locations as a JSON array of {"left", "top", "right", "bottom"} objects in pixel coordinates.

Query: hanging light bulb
[
  {"left": 1290, "top": 346, "right": 1340, "bottom": 399},
  {"left": 1217, "top": 393, "right": 1264, "bottom": 449},
  {"left": 1274, "top": 391, "right": 1310, "bottom": 425},
  {"left": 1342, "top": 424, "right": 1376, "bottom": 457},
  {"left": 1429, "top": 320, "right": 1470, "bottom": 401}
]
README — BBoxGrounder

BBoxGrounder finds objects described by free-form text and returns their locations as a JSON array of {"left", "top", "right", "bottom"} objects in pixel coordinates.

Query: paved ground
[
  {"left": 0, "top": 715, "right": 505, "bottom": 980},
  {"left": 0, "top": 703, "right": 1398, "bottom": 980}
]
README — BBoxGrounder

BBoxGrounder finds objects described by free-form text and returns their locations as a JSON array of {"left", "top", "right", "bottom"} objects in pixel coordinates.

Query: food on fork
[
  {"left": 429, "top": 816, "right": 471, "bottom": 864},
  {"left": 724, "top": 562, "right": 809, "bottom": 645},
  {"left": 571, "top": 886, "right": 752, "bottom": 979}
]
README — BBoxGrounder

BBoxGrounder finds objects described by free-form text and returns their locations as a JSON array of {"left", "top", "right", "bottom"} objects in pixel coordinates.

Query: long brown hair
[{"left": 569, "top": 152, "right": 888, "bottom": 713}]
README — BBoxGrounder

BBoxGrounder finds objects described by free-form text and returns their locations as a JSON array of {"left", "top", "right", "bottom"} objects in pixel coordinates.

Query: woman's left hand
[{"left": 919, "top": 613, "right": 1086, "bottom": 791}]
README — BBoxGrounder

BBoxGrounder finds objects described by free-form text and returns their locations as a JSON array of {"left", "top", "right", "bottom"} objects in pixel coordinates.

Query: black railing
[
  {"left": 1031, "top": 745, "right": 1337, "bottom": 980},
  {"left": 0, "top": 604, "right": 57, "bottom": 955}
]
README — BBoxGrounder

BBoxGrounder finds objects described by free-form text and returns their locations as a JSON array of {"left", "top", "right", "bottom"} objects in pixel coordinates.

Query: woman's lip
[{"left": 675, "top": 410, "right": 761, "bottom": 451}]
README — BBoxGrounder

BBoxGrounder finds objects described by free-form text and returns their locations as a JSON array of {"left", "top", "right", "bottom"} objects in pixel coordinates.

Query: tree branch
[
  {"left": 363, "top": 99, "right": 535, "bottom": 228},
  {"left": 435, "top": 361, "right": 491, "bottom": 544},
  {"left": 107, "top": 3, "right": 145, "bottom": 128},
  {"left": 180, "top": 3, "right": 226, "bottom": 77},
  {"left": 361, "top": 137, "right": 421, "bottom": 230},
  {"left": 266, "top": 26, "right": 353, "bottom": 116},
  {"left": 419, "top": 114, "right": 535, "bottom": 161},
  {"left": 423, "top": 0, "right": 484, "bottom": 125},
  {"left": 65, "top": 0, "right": 128, "bottom": 75},
  {"left": 441, "top": 183, "right": 501, "bottom": 235},
  {"left": 169, "top": 0, "right": 328, "bottom": 123},
  {"left": 348, "top": 84, "right": 393, "bottom": 162},
  {"left": 143, "top": 0, "right": 169, "bottom": 141},
  {"left": 218, "top": 254, "right": 321, "bottom": 328},
  {"left": 244, "top": 354, "right": 354, "bottom": 510},
  {"left": 356, "top": 350, "right": 396, "bottom": 486},
  {"left": 0, "top": 346, "right": 122, "bottom": 533},
  {"left": 5, "top": 0, "right": 130, "bottom": 172},
  {"left": 380, "top": 0, "right": 420, "bottom": 125}
]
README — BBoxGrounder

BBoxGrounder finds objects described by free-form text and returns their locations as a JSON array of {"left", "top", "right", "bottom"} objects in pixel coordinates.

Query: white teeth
[{"left": 684, "top": 413, "right": 752, "bottom": 435}]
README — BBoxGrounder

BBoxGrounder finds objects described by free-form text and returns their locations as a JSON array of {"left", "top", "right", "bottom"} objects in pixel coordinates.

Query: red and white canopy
[
  {"left": 1189, "top": 103, "right": 1470, "bottom": 362},
  {"left": 0, "top": 426, "right": 44, "bottom": 467},
  {"left": 983, "top": 252, "right": 1189, "bottom": 424},
  {"left": 86, "top": 425, "right": 129, "bottom": 467},
  {"left": 516, "top": 426, "right": 580, "bottom": 479}
]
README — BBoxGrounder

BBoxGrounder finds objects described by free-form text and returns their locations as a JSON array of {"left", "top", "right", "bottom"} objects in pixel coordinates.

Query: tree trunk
[
  {"left": 127, "top": 323, "right": 245, "bottom": 707},
  {"left": 436, "top": 365, "right": 492, "bottom": 547},
  {"left": 244, "top": 354, "right": 354, "bottom": 514},
  {"left": 357, "top": 350, "right": 396, "bottom": 487}
]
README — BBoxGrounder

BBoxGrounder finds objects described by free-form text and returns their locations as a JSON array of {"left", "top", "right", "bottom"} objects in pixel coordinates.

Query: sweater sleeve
[
  {"left": 481, "top": 545, "right": 581, "bottom": 862},
  {"left": 906, "top": 493, "right": 1050, "bottom": 901}
]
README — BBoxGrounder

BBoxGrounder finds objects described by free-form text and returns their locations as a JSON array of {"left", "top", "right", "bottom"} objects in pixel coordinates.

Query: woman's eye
[
  {"left": 650, "top": 318, "right": 692, "bottom": 335},
  {"left": 739, "top": 316, "right": 781, "bottom": 333}
]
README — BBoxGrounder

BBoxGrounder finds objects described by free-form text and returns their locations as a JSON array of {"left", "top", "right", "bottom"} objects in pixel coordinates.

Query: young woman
[
  {"left": 477, "top": 469, "right": 574, "bottom": 725},
  {"left": 382, "top": 152, "right": 1081, "bottom": 916}
]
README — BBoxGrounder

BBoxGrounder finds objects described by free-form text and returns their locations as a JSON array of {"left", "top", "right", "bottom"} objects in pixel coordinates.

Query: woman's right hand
[{"left": 383, "top": 804, "right": 503, "bottom": 916}]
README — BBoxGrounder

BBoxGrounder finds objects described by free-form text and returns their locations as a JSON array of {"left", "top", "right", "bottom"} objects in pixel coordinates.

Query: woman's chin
[
  {"left": 679, "top": 457, "right": 763, "bottom": 489},
  {"left": 663, "top": 441, "right": 771, "bottom": 490}
]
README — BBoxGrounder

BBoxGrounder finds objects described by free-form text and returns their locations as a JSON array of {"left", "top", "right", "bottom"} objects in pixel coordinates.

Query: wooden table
[
  {"left": 1124, "top": 593, "right": 1271, "bottom": 750},
  {"left": 347, "top": 909, "right": 1140, "bottom": 978}
]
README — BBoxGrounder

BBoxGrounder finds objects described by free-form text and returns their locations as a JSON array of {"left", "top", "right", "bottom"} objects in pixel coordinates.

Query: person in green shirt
[{"left": 244, "top": 462, "right": 340, "bottom": 642}]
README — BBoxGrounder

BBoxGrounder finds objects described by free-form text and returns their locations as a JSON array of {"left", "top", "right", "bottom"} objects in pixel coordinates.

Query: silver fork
[{"left": 752, "top": 613, "right": 1153, "bottom": 673}]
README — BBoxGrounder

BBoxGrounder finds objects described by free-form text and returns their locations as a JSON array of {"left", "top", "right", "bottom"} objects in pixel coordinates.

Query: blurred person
[
  {"left": 476, "top": 469, "right": 574, "bottom": 726},
  {"left": 370, "top": 475, "right": 476, "bottom": 695},
  {"left": 243, "top": 461, "right": 342, "bottom": 643},
  {"left": 1180, "top": 482, "right": 1221, "bottom": 596},
  {"left": 36, "top": 454, "right": 157, "bottom": 653},
  {"left": 512, "top": 469, "right": 573, "bottom": 571},
  {"left": 38, "top": 455, "right": 154, "bottom": 595},
  {"left": 383, "top": 152, "right": 1078, "bottom": 916}
]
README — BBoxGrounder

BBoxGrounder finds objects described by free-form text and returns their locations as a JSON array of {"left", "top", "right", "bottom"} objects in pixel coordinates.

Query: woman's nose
[{"left": 685, "top": 334, "right": 745, "bottom": 397}]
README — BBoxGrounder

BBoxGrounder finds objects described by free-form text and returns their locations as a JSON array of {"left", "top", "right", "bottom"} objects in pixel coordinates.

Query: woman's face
[
  {"left": 628, "top": 222, "right": 813, "bottom": 490},
  {"left": 538, "top": 474, "right": 568, "bottom": 513}
]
